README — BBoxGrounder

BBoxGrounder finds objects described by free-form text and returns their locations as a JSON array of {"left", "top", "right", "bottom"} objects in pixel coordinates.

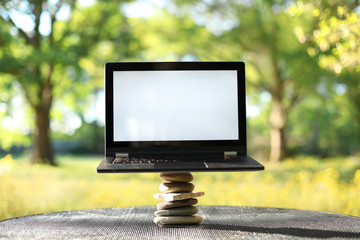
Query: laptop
[{"left": 97, "top": 61, "right": 264, "bottom": 173}]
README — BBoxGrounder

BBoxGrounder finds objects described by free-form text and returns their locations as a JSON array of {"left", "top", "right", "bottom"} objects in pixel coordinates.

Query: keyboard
[{"left": 112, "top": 155, "right": 238, "bottom": 164}]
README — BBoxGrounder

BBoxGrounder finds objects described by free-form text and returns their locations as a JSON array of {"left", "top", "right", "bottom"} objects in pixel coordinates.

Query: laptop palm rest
[{"left": 204, "top": 155, "right": 263, "bottom": 171}]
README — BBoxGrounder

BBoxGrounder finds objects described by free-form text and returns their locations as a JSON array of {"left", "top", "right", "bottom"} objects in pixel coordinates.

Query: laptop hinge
[
  {"left": 116, "top": 153, "right": 129, "bottom": 158},
  {"left": 224, "top": 151, "right": 237, "bottom": 157},
  {"left": 224, "top": 151, "right": 237, "bottom": 160}
]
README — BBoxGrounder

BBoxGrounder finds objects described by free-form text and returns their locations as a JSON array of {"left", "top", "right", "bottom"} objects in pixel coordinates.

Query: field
[{"left": 0, "top": 154, "right": 359, "bottom": 221}]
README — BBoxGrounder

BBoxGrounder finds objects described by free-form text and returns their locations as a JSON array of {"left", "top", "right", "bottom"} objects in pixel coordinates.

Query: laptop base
[{"left": 97, "top": 155, "right": 264, "bottom": 173}]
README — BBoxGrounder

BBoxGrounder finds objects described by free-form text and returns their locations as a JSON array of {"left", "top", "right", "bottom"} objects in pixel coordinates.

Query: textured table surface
[{"left": 1, "top": 206, "right": 359, "bottom": 239}]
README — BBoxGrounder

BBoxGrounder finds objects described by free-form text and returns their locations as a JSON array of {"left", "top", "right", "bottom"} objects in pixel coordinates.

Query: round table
[{"left": 1, "top": 206, "right": 359, "bottom": 239}]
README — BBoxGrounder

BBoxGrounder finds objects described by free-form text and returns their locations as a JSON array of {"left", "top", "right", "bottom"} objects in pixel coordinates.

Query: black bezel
[{"left": 105, "top": 61, "right": 247, "bottom": 156}]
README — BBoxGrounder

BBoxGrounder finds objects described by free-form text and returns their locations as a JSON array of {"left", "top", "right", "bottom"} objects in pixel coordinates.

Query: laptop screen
[
  {"left": 105, "top": 62, "right": 246, "bottom": 154},
  {"left": 113, "top": 70, "right": 239, "bottom": 142}
]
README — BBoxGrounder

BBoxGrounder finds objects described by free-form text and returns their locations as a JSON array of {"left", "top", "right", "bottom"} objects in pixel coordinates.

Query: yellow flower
[{"left": 0, "top": 154, "right": 14, "bottom": 175}]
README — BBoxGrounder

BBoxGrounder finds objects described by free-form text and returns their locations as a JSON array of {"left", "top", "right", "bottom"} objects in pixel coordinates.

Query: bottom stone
[{"left": 154, "top": 216, "right": 203, "bottom": 225}]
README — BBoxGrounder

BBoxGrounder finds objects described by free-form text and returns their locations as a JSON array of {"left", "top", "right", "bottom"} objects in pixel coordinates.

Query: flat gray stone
[
  {"left": 154, "top": 206, "right": 199, "bottom": 216},
  {"left": 154, "top": 215, "right": 203, "bottom": 225},
  {"left": 157, "top": 198, "right": 198, "bottom": 210}
]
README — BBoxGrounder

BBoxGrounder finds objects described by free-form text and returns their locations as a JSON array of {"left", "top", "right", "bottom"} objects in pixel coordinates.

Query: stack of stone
[{"left": 153, "top": 172, "right": 205, "bottom": 226}]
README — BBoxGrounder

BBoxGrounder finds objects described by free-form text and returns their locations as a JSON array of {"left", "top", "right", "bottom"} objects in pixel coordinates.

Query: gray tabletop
[{"left": 0, "top": 206, "right": 359, "bottom": 239}]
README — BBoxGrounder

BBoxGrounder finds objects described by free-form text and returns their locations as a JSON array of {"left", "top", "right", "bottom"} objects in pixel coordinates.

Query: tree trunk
[
  {"left": 32, "top": 106, "right": 55, "bottom": 165},
  {"left": 269, "top": 95, "right": 287, "bottom": 163},
  {"left": 31, "top": 67, "right": 55, "bottom": 166},
  {"left": 268, "top": 53, "right": 287, "bottom": 163}
]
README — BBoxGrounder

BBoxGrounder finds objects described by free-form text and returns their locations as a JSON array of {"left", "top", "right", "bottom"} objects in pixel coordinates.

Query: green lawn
[{"left": 0, "top": 154, "right": 359, "bottom": 221}]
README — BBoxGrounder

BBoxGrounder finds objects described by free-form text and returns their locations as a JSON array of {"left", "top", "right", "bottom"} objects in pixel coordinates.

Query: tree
[
  {"left": 0, "top": 0, "right": 136, "bottom": 165},
  {"left": 173, "top": 0, "right": 325, "bottom": 162}
]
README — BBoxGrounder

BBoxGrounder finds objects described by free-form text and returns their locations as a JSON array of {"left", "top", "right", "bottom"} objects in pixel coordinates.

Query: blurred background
[{"left": 0, "top": 0, "right": 359, "bottom": 220}]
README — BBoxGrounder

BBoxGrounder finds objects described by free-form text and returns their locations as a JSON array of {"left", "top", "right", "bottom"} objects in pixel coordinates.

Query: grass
[{"left": 0, "top": 154, "right": 359, "bottom": 221}]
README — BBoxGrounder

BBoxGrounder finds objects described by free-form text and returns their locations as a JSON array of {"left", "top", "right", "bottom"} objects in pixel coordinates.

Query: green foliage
[
  {"left": 312, "top": 6, "right": 358, "bottom": 73},
  {"left": 0, "top": 0, "right": 140, "bottom": 162},
  {"left": 288, "top": 93, "right": 358, "bottom": 156},
  {"left": 68, "top": 121, "right": 104, "bottom": 154},
  {"left": 290, "top": 0, "right": 360, "bottom": 153},
  {"left": 290, "top": 1, "right": 359, "bottom": 73},
  {"left": 129, "top": 9, "right": 212, "bottom": 61},
  {"left": 0, "top": 76, "right": 32, "bottom": 150},
  {"left": 0, "top": 0, "right": 359, "bottom": 159}
]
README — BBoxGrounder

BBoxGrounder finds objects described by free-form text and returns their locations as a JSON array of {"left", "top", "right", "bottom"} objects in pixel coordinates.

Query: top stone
[
  {"left": 159, "top": 182, "right": 195, "bottom": 193},
  {"left": 160, "top": 172, "right": 194, "bottom": 182}
]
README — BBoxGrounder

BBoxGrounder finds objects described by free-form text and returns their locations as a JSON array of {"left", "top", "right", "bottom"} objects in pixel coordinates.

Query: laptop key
[
  {"left": 113, "top": 157, "right": 177, "bottom": 164},
  {"left": 112, "top": 155, "right": 241, "bottom": 164}
]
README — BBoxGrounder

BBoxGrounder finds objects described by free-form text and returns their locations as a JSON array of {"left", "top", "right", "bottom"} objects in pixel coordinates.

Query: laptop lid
[{"left": 105, "top": 61, "right": 247, "bottom": 156}]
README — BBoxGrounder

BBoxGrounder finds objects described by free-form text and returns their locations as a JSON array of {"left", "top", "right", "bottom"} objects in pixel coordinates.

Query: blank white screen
[{"left": 113, "top": 70, "right": 238, "bottom": 141}]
